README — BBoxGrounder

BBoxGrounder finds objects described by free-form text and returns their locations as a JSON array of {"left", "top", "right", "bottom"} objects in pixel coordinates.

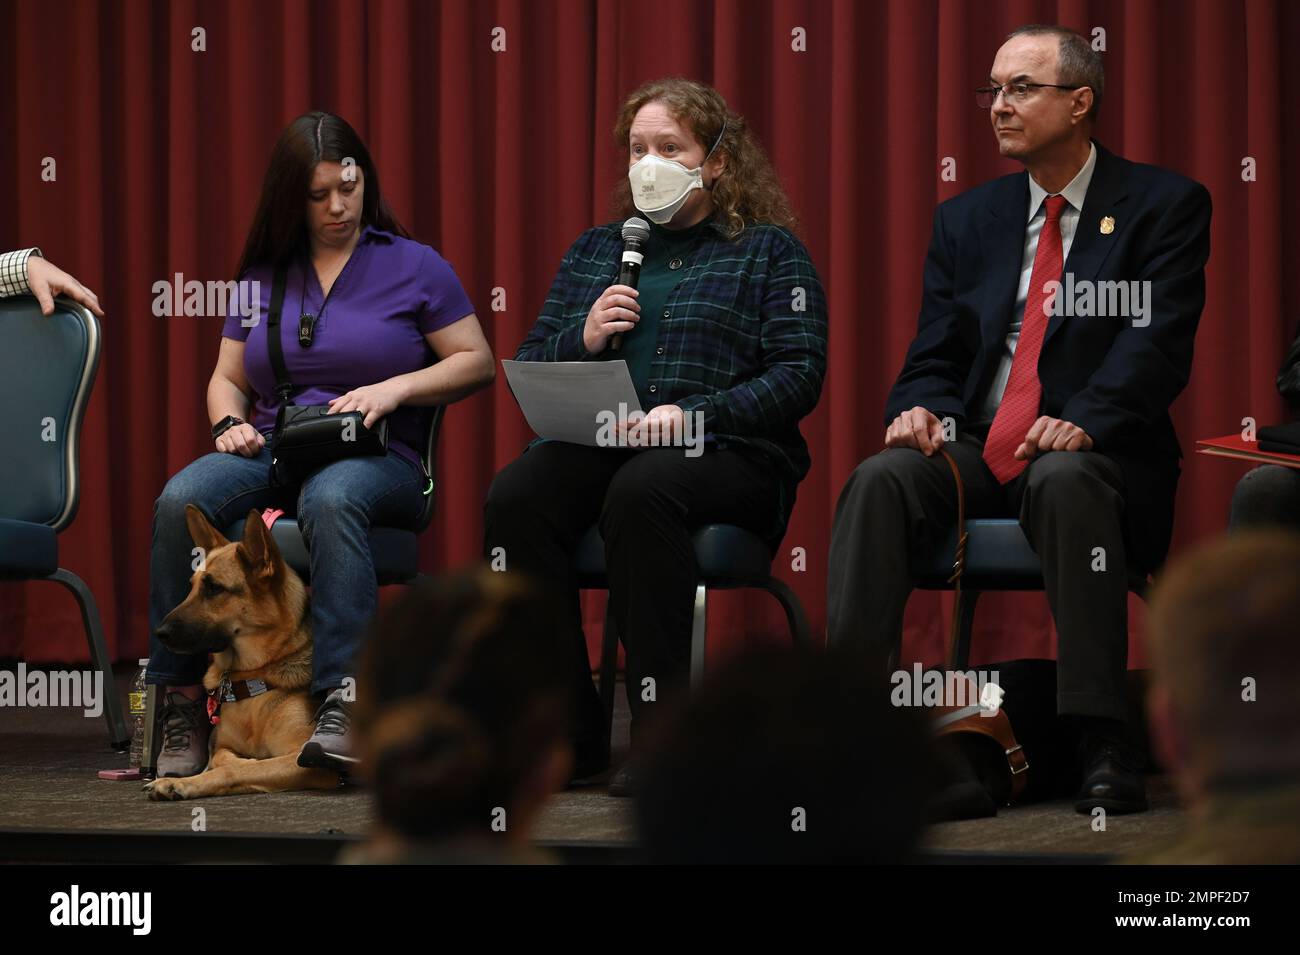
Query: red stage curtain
[{"left": 1, "top": 0, "right": 1294, "bottom": 671}]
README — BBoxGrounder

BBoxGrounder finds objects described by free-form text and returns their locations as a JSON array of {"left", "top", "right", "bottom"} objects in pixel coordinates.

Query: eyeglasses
[{"left": 975, "top": 82, "right": 1085, "bottom": 109}]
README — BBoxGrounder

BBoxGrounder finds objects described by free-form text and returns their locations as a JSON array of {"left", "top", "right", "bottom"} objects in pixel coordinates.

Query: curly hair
[{"left": 610, "top": 77, "right": 798, "bottom": 240}]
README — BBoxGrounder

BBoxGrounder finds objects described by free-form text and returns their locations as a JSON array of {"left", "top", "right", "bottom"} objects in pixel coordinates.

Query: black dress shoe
[
  {"left": 607, "top": 762, "right": 639, "bottom": 798},
  {"left": 1074, "top": 735, "right": 1148, "bottom": 814}
]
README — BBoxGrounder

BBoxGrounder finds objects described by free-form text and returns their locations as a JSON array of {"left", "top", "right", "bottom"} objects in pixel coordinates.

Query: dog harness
[{"left": 206, "top": 676, "right": 271, "bottom": 725}]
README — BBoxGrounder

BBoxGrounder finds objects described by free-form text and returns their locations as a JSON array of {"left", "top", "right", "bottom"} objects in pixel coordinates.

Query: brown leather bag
[{"left": 929, "top": 449, "right": 1028, "bottom": 803}]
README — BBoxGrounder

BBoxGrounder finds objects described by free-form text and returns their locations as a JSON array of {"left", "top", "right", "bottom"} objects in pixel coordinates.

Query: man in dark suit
[{"left": 827, "top": 24, "right": 1211, "bottom": 814}]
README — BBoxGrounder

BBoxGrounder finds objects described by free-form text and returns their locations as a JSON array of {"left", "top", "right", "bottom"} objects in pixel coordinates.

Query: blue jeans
[{"left": 146, "top": 447, "right": 427, "bottom": 695}]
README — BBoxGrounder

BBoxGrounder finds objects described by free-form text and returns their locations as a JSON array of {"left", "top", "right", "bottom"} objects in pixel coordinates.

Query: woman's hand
[
  {"left": 327, "top": 380, "right": 405, "bottom": 429},
  {"left": 582, "top": 285, "right": 640, "bottom": 354},
  {"left": 216, "top": 422, "right": 265, "bottom": 457},
  {"left": 618, "top": 404, "right": 686, "bottom": 445}
]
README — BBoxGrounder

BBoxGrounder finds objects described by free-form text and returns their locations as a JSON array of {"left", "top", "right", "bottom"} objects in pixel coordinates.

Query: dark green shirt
[{"left": 608, "top": 215, "right": 718, "bottom": 410}]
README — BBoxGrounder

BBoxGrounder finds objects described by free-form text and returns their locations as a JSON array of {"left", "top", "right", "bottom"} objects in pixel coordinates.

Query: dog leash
[
  {"left": 931, "top": 447, "right": 1028, "bottom": 803},
  {"left": 937, "top": 449, "right": 969, "bottom": 670}
]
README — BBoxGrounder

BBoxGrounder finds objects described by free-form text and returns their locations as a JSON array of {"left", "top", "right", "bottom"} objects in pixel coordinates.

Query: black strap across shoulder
[{"left": 264, "top": 264, "right": 292, "bottom": 403}]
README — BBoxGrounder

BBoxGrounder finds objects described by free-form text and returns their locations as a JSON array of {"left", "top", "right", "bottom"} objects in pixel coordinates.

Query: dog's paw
[{"left": 143, "top": 777, "right": 190, "bottom": 801}]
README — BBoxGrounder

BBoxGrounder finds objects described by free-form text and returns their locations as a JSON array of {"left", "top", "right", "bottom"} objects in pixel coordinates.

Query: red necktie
[{"left": 982, "top": 194, "right": 1068, "bottom": 484}]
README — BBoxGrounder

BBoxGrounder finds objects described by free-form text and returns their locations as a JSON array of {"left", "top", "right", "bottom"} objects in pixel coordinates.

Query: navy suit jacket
[{"left": 885, "top": 142, "right": 1212, "bottom": 572}]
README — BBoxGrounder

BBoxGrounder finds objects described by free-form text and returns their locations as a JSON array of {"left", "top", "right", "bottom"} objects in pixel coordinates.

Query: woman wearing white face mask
[{"left": 485, "top": 78, "right": 828, "bottom": 796}]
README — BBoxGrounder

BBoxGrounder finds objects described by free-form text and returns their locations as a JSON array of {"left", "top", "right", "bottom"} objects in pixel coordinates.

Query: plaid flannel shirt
[
  {"left": 516, "top": 220, "right": 828, "bottom": 545},
  {"left": 0, "top": 248, "right": 40, "bottom": 298}
]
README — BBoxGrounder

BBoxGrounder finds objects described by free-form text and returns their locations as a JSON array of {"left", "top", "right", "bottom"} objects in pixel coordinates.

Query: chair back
[{"left": 0, "top": 295, "right": 100, "bottom": 532}]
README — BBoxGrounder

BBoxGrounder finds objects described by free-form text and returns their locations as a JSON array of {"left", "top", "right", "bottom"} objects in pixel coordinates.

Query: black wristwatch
[{"left": 211, "top": 415, "right": 244, "bottom": 439}]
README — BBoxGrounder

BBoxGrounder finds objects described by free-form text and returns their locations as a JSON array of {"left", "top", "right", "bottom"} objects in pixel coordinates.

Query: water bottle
[{"left": 128, "top": 659, "right": 149, "bottom": 768}]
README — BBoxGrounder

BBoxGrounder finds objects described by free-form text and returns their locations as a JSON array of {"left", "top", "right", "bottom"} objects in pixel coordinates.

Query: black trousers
[
  {"left": 826, "top": 429, "right": 1131, "bottom": 722},
  {"left": 483, "top": 440, "right": 783, "bottom": 754}
]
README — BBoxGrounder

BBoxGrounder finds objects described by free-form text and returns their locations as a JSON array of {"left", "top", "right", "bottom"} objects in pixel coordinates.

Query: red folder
[{"left": 1195, "top": 433, "right": 1300, "bottom": 471}]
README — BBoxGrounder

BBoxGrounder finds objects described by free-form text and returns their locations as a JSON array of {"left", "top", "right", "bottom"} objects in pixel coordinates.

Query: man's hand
[
  {"left": 327, "top": 380, "right": 405, "bottom": 430},
  {"left": 27, "top": 255, "right": 103, "bottom": 317},
  {"left": 884, "top": 406, "right": 946, "bottom": 456},
  {"left": 1014, "top": 415, "right": 1093, "bottom": 460}
]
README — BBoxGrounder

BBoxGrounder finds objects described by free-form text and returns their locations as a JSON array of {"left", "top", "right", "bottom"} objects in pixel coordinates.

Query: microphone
[{"left": 610, "top": 217, "right": 650, "bottom": 352}]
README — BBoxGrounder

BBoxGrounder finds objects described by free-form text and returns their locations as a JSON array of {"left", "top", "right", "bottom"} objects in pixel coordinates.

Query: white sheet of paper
[{"left": 501, "top": 359, "right": 644, "bottom": 446}]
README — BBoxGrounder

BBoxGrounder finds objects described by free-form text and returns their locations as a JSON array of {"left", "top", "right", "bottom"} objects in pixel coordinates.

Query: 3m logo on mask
[{"left": 636, "top": 162, "right": 660, "bottom": 200}]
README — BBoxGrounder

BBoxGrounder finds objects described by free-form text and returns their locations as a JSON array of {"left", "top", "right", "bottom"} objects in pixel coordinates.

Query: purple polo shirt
[{"left": 221, "top": 226, "right": 474, "bottom": 469}]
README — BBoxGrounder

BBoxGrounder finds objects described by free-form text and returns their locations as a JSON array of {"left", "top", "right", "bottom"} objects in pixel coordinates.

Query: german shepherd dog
[{"left": 145, "top": 504, "right": 339, "bottom": 800}]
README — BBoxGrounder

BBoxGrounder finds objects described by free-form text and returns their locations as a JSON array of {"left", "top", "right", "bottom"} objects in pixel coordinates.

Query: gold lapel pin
[{"left": 1100, "top": 216, "right": 1115, "bottom": 235}]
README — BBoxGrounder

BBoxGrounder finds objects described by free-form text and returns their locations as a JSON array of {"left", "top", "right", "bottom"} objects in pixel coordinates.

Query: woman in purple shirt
[{"left": 145, "top": 112, "right": 493, "bottom": 778}]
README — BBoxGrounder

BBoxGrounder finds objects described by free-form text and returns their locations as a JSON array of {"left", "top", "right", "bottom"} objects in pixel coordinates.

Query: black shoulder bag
[{"left": 265, "top": 264, "right": 389, "bottom": 487}]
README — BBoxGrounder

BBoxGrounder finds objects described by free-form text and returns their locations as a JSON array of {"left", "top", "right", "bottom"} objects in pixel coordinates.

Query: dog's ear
[
  {"left": 185, "top": 504, "right": 230, "bottom": 555},
  {"left": 237, "top": 508, "right": 284, "bottom": 581}
]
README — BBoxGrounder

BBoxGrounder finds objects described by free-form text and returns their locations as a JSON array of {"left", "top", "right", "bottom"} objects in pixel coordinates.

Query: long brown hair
[
  {"left": 610, "top": 77, "right": 797, "bottom": 240},
  {"left": 235, "top": 111, "right": 410, "bottom": 278}
]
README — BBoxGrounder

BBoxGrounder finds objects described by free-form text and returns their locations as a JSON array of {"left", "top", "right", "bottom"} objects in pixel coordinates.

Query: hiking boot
[{"left": 156, "top": 690, "right": 211, "bottom": 777}]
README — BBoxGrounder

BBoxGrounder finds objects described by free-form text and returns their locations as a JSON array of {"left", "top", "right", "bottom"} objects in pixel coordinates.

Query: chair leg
[
  {"left": 757, "top": 577, "right": 812, "bottom": 649},
  {"left": 952, "top": 590, "right": 981, "bottom": 672},
  {"left": 598, "top": 600, "right": 620, "bottom": 763},
  {"left": 47, "top": 568, "right": 129, "bottom": 750},
  {"left": 689, "top": 583, "right": 708, "bottom": 690}
]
